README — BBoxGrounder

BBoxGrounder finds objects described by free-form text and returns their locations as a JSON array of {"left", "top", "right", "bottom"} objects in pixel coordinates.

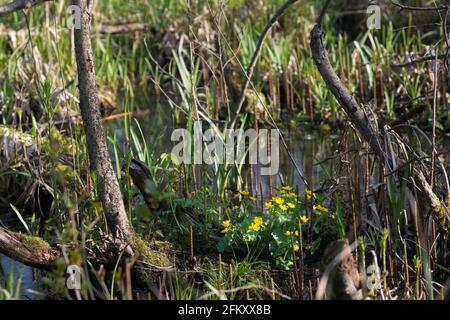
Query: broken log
[{"left": 0, "top": 227, "right": 57, "bottom": 270}]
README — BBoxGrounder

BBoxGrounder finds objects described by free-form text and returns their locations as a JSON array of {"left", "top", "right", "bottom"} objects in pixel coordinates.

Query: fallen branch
[
  {"left": 310, "top": 24, "right": 387, "bottom": 165},
  {"left": 310, "top": 24, "right": 450, "bottom": 234},
  {"left": 0, "top": 0, "right": 51, "bottom": 17},
  {"left": 0, "top": 227, "right": 57, "bottom": 269},
  {"left": 94, "top": 23, "right": 147, "bottom": 35}
]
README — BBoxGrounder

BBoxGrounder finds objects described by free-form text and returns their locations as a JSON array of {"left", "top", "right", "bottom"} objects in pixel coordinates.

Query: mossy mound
[
  {"left": 13, "top": 231, "right": 58, "bottom": 261},
  {"left": 130, "top": 233, "right": 172, "bottom": 268}
]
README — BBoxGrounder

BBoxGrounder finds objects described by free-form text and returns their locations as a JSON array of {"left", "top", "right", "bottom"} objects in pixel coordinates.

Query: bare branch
[
  {"left": 310, "top": 23, "right": 450, "bottom": 234},
  {"left": 416, "top": 172, "right": 450, "bottom": 234},
  {"left": 0, "top": 0, "right": 51, "bottom": 17},
  {"left": 230, "top": 0, "right": 299, "bottom": 129},
  {"left": 317, "top": 0, "right": 332, "bottom": 25},
  {"left": 390, "top": 52, "right": 449, "bottom": 68},
  {"left": 391, "top": 1, "right": 448, "bottom": 12}
]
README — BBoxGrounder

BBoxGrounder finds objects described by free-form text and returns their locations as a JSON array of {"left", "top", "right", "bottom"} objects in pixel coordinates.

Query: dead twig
[
  {"left": 391, "top": 1, "right": 448, "bottom": 12},
  {"left": 390, "top": 52, "right": 449, "bottom": 68},
  {"left": 0, "top": 0, "right": 52, "bottom": 16},
  {"left": 230, "top": 0, "right": 299, "bottom": 129}
]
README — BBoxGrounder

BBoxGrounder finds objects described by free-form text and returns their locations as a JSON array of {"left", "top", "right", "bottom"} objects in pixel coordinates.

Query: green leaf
[
  {"left": 217, "top": 236, "right": 229, "bottom": 252},
  {"left": 10, "top": 203, "right": 31, "bottom": 235}
]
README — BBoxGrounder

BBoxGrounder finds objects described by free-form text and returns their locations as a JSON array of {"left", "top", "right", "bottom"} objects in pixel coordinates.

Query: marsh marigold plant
[{"left": 218, "top": 186, "right": 331, "bottom": 270}]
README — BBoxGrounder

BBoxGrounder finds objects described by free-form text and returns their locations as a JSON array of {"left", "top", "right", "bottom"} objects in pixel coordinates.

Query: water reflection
[
  {"left": 107, "top": 104, "right": 339, "bottom": 203},
  {"left": 0, "top": 254, "right": 35, "bottom": 299}
]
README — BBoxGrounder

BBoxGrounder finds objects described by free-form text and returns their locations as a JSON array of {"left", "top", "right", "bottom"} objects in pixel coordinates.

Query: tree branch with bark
[
  {"left": 0, "top": 0, "right": 52, "bottom": 17},
  {"left": 70, "top": 0, "right": 170, "bottom": 267},
  {"left": 0, "top": 0, "right": 171, "bottom": 270},
  {"left": 310, "top": 23, "right": 449, "bottom": 234},
  {"left": 71, "top": 0, "right": 134, "bottom": 256},
  {"left": 0, "top": 227, "right": 57, "bottom": 269}
]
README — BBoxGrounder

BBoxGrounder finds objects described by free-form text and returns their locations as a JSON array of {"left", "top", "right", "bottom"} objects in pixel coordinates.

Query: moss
[
  {"left": 149, "top": 239, "right": 173, "bottom": 253},
  {"left": 430, "top": 199, "right": 450, "bottom": 234},
  {"left": 129, "top": 232, "right": 172, "bottom": 268},
  {"left": 13, "top": 231, "right": 58, "bottom": 261}
]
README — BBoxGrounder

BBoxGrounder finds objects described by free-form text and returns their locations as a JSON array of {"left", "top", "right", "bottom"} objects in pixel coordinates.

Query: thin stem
[{"left": 230, "top": 0, "right": 299, "bottom": 129}]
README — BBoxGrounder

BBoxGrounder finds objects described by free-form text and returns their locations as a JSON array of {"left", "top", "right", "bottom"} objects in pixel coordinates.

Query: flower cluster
[
  {"left": 264, "top": 187, "right": 308, "bottom": 222},
  {"left": 221, "top": 219, "right": 231, "bottom": 233},
  {"left": 218, "top": 185, "right": 331, "bottom": 270},
  {"left": 314, "top": 204, "right": 329, "bottom": 215},
  {"left": 249, "top": 216, "right": 263, "bottom": 232}
]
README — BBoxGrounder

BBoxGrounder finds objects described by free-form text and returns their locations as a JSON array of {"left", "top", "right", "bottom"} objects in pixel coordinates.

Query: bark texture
[
  {"left": 71, "top": 0, "right": 134, "bottom": 253},
  {"left": 310, "top": 25, "right": 386, "bottom": 163},
  {"left": 0, "top": 227, "right": 57, "bottom": 269}
]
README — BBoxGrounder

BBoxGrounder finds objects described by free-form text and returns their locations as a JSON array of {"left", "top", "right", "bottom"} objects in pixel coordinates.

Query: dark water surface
[{"left": 6, "top": 103, "right": 447, "bottom": 299}]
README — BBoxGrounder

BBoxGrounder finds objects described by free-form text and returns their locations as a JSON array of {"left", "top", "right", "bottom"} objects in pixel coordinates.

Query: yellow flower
[
  {"left": 265, "top": 201, "right": 273, "bottom": 209},
  {"left": 249, "top": 196, "right": 257, "bottom": 201},
  {"left": 279, "top": 204, "right": 288, "bottom": 211},
  {"left": 282, "top": 186, "right": 293, "bottom": 191},
  {"left": 305, "top": 189, "right": 312, "bottom": 201},
  {"left": 300, "top": 216, "right": 309, "bottom": 223},
  {"left": 287, "top": 202, "right": 296, "bottom": 209},
  {"left": 249, "top": 216, "right": 263, "bottom": 232},
  {"left": 253, "top": 216, "right": 263, "bottom": 226},
  {"left": 314, "top": 204, "right": 329, "bottom": 215},
  {"left": 221, "top": 219, "right": 232, "bottom": 233},
  {"left": 240, "top": 191, "right": 249, "bottom": 196},
  {"left": 222, "top": 220, "right": 231, "bottom": 228},
  {"left": 293, "top": 244, "right": 299, "bottom": 251},
  {"left": 273, "top": 197, "right": 284, "bottom": 205},
  {"left": 285, "top": 230, "right": 291, "bottom": 236},
  {"left": 295, "top": 230, "right": 299, "bottom": 236}
]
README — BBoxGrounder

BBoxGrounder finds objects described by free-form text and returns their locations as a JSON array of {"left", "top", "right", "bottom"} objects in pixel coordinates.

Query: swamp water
[{"left": 1, "top": 105, "right": 340, "bottom": 299}]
